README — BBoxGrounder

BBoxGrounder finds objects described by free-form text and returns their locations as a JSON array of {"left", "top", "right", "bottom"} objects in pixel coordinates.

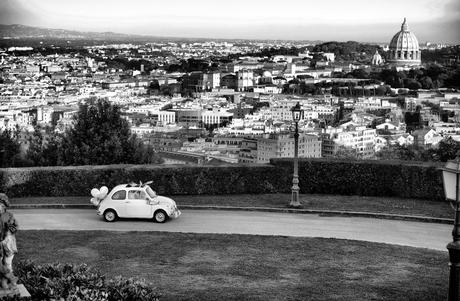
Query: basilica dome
[{"left": 387, "top": 18, "right": 421, "bottom": 66}]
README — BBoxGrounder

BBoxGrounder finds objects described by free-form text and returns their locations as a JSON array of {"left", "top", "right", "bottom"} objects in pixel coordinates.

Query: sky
[{"left": 0, "top": 0, "right": 459, "bottom": 43}]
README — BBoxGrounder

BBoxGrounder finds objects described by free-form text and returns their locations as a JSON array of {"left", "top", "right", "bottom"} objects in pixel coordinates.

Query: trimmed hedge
[
  {"left": 0, "top": 159, "right": 446, "bottom": 200},
  {"left": 0, "top": 164, "right": 284, "bottom": 197},
  {"left": 271, "top": 158, "right": 445, "bottom": 201}
]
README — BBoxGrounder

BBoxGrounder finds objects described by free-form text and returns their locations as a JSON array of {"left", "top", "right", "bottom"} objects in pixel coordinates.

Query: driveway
[{"left": 12, "top": 208, "right": 451, "bottom": 251}]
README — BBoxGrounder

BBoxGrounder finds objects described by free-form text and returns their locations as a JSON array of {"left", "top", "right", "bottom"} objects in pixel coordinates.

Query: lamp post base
[
  {"left": 447, "top": 240, "right": 460, "bottom": 301},
  {"left": 289, "top": 189, "right": 302, "bottom": 208}
]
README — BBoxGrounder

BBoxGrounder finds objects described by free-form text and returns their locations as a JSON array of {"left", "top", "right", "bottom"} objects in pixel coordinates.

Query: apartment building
[
  {"left": 271, "top": 100, "right": 300, "bottom": 121},
  {"left": 201, "top": 109, "right": 233, "bottom": 127},
  {"left": 321, "top": 125, "right": 376, "bottom": 158},
  {"left": 236, "top": 70, "right": 254, "bottom": 92},
  {"left": 238, "top": 137, "right": 258, "bottom": 163},
  {"left": 256, "top": 132, "right": 322, "bottom": 163}
]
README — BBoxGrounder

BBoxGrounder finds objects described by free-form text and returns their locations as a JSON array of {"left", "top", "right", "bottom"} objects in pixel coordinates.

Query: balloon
[
  {"left": 97, "top": 186, "right": 108, "bottom": 199},
  {"left": 100, "top": 186, "right": 108, "bottom": 196},
  {"left": 91, "top": 188, "right": 100, "bottom": 198},
  {"left": 90, "top": 197, "right": 100, "bottom": 206}
]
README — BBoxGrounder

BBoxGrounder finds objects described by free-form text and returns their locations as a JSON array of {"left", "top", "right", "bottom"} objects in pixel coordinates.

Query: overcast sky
[{"left": 0, "top": 0, "right": 459, "bottom": 43}]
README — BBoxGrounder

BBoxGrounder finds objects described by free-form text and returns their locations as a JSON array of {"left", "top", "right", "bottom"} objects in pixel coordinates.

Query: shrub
[
  {"left": 270, "top": 158, "right": 445, "bottom": 201},
  {"left": 0, "top": 159, "right": 446, "bottom": 200},
  {"left": 8, "top": 261, "right": 161, "bottom": 301},
  {"left": 0, "top": 164, "right": 284, "bottom": 197}
]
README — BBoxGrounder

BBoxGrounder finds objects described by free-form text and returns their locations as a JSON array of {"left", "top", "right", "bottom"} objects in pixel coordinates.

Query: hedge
[
  {"left": 0, "top": 159, "right": 446, "bottom": 200},
  {"left": 271, "top": 158, "right": 445, "bottom": 201},
  {"left": 0, "top": 164, "right": 284, "bottom": 197}
]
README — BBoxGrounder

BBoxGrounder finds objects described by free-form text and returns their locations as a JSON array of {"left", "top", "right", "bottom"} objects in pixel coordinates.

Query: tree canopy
[
  {"left": 0, "top": 129, "right": 22, "bottom": 167},
  {"left": 24, "top": 98, "right": 163, "bottom": 166}
]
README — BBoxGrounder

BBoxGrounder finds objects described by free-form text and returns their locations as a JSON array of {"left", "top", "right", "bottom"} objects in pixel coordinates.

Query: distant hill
[
  {"left": 0, "top": 24, "right": 321, "bottom": 45},
  {"left": 0, "top": 24, "right": 151, "bottom": 40}
]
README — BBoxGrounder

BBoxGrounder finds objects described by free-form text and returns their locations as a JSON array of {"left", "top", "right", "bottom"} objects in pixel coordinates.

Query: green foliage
[
  {"left": 375, "top": 65, "right": 460, "bottom": 89},
  {"left": 25, "top": 125, "right": 46, "bottom": 166},
  {"left": 377, "top": 144, "right": 428, "bottom": 161},
  {"left": 427, "top": 137, "right": 460, "bottom": 162},
  {"left": 59, "top": 98, "right": 135, "bottom": 165},
  {"left": 272, "top": 158, "right": 444, "bottom": 200},
  {"left": 0, "top": 129, "right": 22, "bottom": 168},
  {"left": 377, "top": 137, "right": 460, "bottom": 163},
  {"left": 332, "top": 146, "right": 360, "bottom": 160},
  {"left": 0, "top": 164, "right": 284, "bottom": 197},
  {"left": 27, "top": 98, "right": 163, "bottom": 166},
  {"left": 0, "top": 160, "right": 445, "bottom": 200},
  {"left": 421, "top": 45, "right": 460, "bottom": 63},
  {"left": 12, "top": 261, "right": 161, "bottom": 301},
  {"left": 312, "top": 41, "right": 382, "bottom": 62}
]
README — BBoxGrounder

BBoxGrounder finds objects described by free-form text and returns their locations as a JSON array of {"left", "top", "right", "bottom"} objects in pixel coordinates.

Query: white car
[{"left": 94, "top": 183, "right": 181, "bottom": 223}]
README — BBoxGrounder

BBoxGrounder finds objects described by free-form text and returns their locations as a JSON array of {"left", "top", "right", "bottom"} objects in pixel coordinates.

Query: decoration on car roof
[{"left": 127, "top": 181, "right": 153, "bottom": 188}]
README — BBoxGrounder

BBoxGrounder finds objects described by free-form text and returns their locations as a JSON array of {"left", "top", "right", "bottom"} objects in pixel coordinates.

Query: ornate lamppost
[
  {"left": 290, "top": 102, "right": 304, "bottom": 208},
  {"left": 441, "top": 156, "right": 460, "bottom": 301}
]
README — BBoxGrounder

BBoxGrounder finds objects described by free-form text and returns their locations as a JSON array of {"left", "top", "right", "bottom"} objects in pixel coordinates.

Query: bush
[
  {"left": 0, "top": 159, "right": 446, "bottom": 200},
  {"left": 0, "top": 164, "right": 284, "bottom": 197},
  {"left": 270, "top": 158, "right": 445, "bottom": 201},
  {"left": 8, "top": 261, "right": 161, "bottom": 301}
]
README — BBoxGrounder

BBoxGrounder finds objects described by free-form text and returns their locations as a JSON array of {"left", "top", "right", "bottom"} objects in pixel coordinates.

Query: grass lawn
[
  {"left": 17, "top": 230, "right": 448, "bottom": 301},
  {"left": 11, "top": 193, "right": 453, "bottom": 219}
]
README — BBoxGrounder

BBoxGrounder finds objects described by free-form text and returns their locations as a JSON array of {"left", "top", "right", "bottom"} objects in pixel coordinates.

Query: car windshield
[{"left": 146, "top": 186, "right": 157, "bottom": 198}]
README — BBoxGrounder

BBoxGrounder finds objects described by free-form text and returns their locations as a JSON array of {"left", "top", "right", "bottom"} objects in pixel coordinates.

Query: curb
[{"left": 10, "top": 204, "right": 453, "bottom": 225}]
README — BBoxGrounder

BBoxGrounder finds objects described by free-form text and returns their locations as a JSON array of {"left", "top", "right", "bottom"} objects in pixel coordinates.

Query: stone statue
[{"left": 0, "top": 193, "right": 18, "bottom": 292}]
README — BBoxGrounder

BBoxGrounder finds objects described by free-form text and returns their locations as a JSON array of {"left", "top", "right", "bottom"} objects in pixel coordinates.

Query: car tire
[
  {"left": 104, "top": 209, "right": 117, "bottom": 222},
  {"left": 154, "top": 210, "right": 168, "bottom": 223}
]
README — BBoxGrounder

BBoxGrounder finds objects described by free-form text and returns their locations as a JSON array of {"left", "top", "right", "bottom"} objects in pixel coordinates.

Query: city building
[
  {"left": 321, "top": 125, "right": 377, "bottom": 158},
  {"left": 256, "top": 132, "right": 322, "bottom": 163}
]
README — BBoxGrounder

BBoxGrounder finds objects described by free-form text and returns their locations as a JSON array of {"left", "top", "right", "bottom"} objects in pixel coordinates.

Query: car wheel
[
  {"left": 154, "top": 210, "right": 167, "bottom": 223},
  {"left": 104, "top": 210, "right": 117, "bottom": 222}
]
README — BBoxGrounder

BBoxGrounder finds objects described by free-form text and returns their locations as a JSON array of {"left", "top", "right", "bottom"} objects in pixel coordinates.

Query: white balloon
[
  {"left": 91, "top": 188, "right": 100, "bottom": 198},
  {"left": 90, "top": 197, "right": 99, "bottom": 206},
  {"left": 100, "top": 186, "right": 108, "bottom": 196},
  {"left": 98, "top": 186, "right": 108, "bottom": 199}
]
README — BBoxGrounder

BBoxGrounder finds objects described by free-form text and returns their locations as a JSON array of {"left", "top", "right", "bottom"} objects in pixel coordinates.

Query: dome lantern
[{"left": 401, "top": 17, "right": 408, "bottom": 31}]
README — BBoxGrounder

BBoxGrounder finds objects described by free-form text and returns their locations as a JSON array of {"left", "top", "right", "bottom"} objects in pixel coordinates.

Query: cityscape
[
  {"left": 0, "top": 0, "right": 460, "bottom": 299},
  {"left": 0, "top": 17, "right": 459, "bottom": 166}
]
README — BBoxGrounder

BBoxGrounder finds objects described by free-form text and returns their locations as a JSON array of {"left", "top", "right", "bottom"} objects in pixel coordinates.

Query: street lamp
[
  {"left": 290, "top": 102, "right": 304, "bottom": 208},
  {"left": 441, "top": 156, "right": 460, "bottom": 301}
]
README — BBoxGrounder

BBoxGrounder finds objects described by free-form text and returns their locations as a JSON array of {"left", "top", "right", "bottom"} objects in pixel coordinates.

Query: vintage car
[{"left": 91, "top": 183, "right": 181, "bottom": 223}]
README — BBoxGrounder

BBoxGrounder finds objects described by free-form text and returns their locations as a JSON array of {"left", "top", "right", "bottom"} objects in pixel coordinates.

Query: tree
[
  {"left": 25, "top": 125, "right": 45, "bottom": 166},
  {"left": 376, "top": 144, "right": 425, "bottom": 161},
  {"left": 55, "top": 98, "right": 160, "bottom": 165},
  {"left": 420, "top": 76, "right": 434, "bottom": 89},
  {"left": 0, "top": 129, "right": 22, "bottom": 167},
  {"left": 428, "top": 137, "right": 460, "bottom": 162},
  {"left": 333, "top": 146, "right": 360, "bottom": 160}
]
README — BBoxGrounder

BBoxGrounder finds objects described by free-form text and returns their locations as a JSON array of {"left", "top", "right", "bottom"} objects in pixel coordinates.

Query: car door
[
  {"left": 109, "top": 189, "right": 128, "bottom": 217},
  {"left": 125, "top": 189, "right": 152, "bottom": 218}
]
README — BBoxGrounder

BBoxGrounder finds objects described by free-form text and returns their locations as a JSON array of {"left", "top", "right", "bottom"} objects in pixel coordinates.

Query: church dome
[
  {"left": 371, "top": 50, "right": 383, "bottom": 65},
  {"left": 387, "top": 18, "right": 421, "bottom": 66}
]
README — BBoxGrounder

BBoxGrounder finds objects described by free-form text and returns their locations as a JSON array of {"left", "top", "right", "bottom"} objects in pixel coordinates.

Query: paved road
[{"left": 12, "top": 208, "right": 451, "bottom": 251}]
